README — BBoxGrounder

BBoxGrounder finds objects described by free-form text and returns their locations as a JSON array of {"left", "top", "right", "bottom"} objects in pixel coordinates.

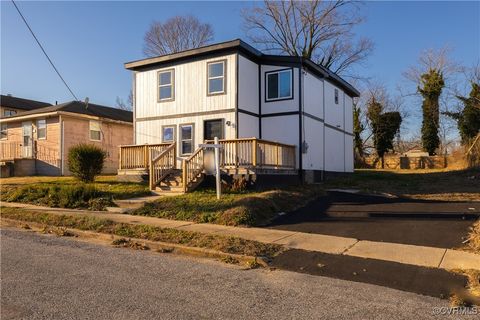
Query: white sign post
[{"left": 199, "top": 137, "right": 223, "bottom": 200}]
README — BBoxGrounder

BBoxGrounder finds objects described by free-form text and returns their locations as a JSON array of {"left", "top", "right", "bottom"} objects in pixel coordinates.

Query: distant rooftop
[
  {"left": 3, "top": 100, "right": 132, "bottom": 123},
  {"left": 1, "top": 94, "right": 51, "bottom": 111}
]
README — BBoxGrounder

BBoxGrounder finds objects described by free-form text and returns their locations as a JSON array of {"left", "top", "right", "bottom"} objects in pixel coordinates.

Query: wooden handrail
[
  {"left": 204, "top": 137, "right": 296, "bottom": 169},
  {"left": 182, "top": 147, "right": 205, "bottom": 192},
  {"left": 149, "top": 142, "right": 176, "bottom": 190},
  {"left": 119, "top": 143, "right": 172, "bottom": 170}
]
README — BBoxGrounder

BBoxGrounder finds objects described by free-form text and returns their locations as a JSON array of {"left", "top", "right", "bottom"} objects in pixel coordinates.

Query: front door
[
  {"left": 22, "top": 121, "right": 33, "bottom": 158},
  {"left": 204, "top": 119, "right": 224, "bottom": 141}
]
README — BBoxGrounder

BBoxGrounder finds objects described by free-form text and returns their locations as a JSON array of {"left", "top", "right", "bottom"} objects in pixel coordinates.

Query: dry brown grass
[
  {"left": 450, "top": 269, "right": 480, "bottom": 307},
  {"left": 325, "top": 168, "right": 480, "bottom": 201},
  {"left": 463, "top": 220, "right": 480, "bottom": 254}
]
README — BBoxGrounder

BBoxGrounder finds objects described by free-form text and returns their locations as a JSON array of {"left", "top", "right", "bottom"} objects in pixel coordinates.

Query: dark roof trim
[
  {"left": 0, "top": 94, "right": 51, "bottom": 111},
  {"left": 124, "top": 39, "right": 360, "bottom": 97},
  {"left": 3, "top": 101, "right": 133, "bottom": 123}
]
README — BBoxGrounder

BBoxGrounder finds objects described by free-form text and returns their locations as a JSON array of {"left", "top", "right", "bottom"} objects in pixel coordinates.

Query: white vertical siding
[
  {"left": 303, "top": 71, "right": 324, "bottom": 119},
  {"left": 324, "top": 81, "right": 344, "bottom": 130},
  {"left": 344, "top": 134, "right": 354, "bottom": 172},
  {"left": 324, "top": 127, "right": 345, "bottom": 172},
  {"left": 260, "top": 66, "right": 299, "bottom": 115},
  {"left": 238, "top": 55, "right": 259, "bottom": 114},
  {"left": 344, "top": 95, "right": 353, "bottom": 134},
  {"left": 302, "top": 116, "right": 324, "bottom": 170},
  {"left": 262, "top": 115, "right": 299, "bottom": 167},
  {"left": 238, "top": 113, "right": 259, "bottom": 138},
  {"left": 134, "top": 54, "right": 237, "bottom": 120}
]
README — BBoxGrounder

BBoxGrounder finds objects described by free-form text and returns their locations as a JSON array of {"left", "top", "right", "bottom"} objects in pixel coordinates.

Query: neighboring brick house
[
  {"left": 1, "top": 94, "right": 52, "bottom": 117},
  {"left": 0, "top": 98, "right": 133, "bottom": 176}
]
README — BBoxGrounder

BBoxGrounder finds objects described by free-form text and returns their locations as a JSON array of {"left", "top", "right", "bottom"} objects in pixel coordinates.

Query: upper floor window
[
  {"left": 158, "top": 69, "right": 174, "bottom": 101},
  {"left": 266, "top": 69, "right": 293, "bottom": 101},
  {"left": 207, "top": 61, "right": 225, "bottom": 95},
  {"left": 334, "top": 89, "right": 339, "bottom": 104},
  {"left": 89, "top": 120, "right": 101, "bottom": 141},
  {"left": 37, "top": 119, "right": 46, "bottom": 139},
  {"left": 0, "top": 123, "right": 7, "bottom": 140},
  {"left": 3, "top": 109, "right": 16, "bottom": 117}
]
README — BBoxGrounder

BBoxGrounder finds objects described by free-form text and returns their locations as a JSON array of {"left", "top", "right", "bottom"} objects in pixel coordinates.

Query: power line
[{"left": 11, "top": 0, "right": 78, "bottom": 101}]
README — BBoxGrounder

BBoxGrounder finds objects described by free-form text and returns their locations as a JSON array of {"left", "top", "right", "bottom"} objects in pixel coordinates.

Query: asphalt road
[
  {"left": 0, "top": 228, "right": 462, "bottom": 320},
  {"left": 269, "top": 191, "right": 479, "bottom": 248}
]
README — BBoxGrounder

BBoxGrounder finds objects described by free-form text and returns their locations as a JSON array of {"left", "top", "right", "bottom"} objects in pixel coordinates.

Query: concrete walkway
[{"left": 1, "top": 201, "right": 479, "bottom": 271}]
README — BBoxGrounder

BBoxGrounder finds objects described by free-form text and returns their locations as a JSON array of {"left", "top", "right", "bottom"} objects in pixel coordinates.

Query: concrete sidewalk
[{"left": 1, "top": 201, "right": 479, "bottom": 271}]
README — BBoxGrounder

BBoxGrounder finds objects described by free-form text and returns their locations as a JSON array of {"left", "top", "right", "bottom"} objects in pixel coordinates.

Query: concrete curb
[{"left": 0, "top": 218, "right": 269, "bottom": 268}]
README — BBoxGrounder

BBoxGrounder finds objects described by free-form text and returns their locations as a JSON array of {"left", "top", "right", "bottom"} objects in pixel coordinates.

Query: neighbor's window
[
  {"left": 207, "top": 61, "right": 225, "bottom": 94},
  {"left": 158, "top": 69, "right": 174, "bottom": 101},
  {"left": 162, "top": 126, "right": 175, "bottom": 143},
  {"left": 89, "top": 120, "right": 101, "bottom": 141},
  {"left": 180, "top": 124, "right": 194, "bottom": 155},
  {"left": 37, "top": 119, "right": 46, "bottom": 139},
  {"left": 3, "top": 109, "right": 16, "bottom": 117},
  {"left": 334, "top": 89, "right": 339, "bottom": 104},
  {"left": 0, "top": 123, "right": 7, "bottom": 140},
  {"left": 266, "top": 69, "right": 292, "bottom": 101}
]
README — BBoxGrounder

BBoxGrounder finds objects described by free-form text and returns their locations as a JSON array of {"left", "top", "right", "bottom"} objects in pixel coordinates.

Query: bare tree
[
  {"left": 143, "top": 16, "right": 214, "bottom": 57},
  {"left": 242, "top": 0, "right": 373, "bottom": 77},
  {"left": 115, "top": 91, "right": 133, "bottom": 111}
]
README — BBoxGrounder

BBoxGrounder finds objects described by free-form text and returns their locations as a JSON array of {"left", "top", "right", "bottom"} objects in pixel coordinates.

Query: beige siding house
[{"left": 0, "top": 97, "right": 133, "bottom": 176}]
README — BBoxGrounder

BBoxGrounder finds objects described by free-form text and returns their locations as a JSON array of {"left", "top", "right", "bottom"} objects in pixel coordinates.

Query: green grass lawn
[
  {"left": 323, "top": 168, "right": 480, "bottom": 201},
  {"left": 0, "top": 175, "right": 150, "bottom": 210},
  {"left": 132, "top": 186, "right": 324, "bottom": 227}
]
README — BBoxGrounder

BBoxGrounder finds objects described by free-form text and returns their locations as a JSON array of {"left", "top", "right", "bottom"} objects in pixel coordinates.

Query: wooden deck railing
[
  {"left": 119, "top": 143, "right": 171, "bottom": 170},
  {"left": 149, "top": 142, "right": 176, "bottom": 190},
  {"left": 207, "top": 138, "right": 296, "bottom": 169},
  {"left": 182, "top": 147, "right": 205, "bottom": 192},
  {"left": 0, "top": 141, "right": 22, "bottom": 160}
]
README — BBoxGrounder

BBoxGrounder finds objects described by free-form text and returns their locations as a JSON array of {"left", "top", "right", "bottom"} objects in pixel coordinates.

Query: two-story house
[{"left": 120, "top": 39, "right": 359, "bottom": 191}]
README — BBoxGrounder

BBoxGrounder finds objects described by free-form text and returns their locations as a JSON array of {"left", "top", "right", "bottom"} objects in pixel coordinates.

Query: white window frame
[
  {"left": 89, "top": 120, "right": 101, "bottom": 141},
  {"left": 37, "top": 119, "right": 47, "bottom": 140},
  {"left": 179, "top": 124, "right": 194, "bottom": 156},
  {"left": 0, "top": 123, "right": 7, "bottom": 140},
  {"left": 162, "top": 125, "right": 176, "bottom": 143},
  {"left": 265, "top": 69, "right": 293, "bottom": 102},
  {"left": 158, "top": 69, "right": 175, "bottom": 102},
  {"left": 207, "top": 60, "right": 226, "bottom": 95}
]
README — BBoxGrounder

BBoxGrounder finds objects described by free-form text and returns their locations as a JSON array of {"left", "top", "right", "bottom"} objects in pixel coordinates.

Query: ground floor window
[
  {"left": 180, "top": 124, "right": 194, "bottom": 155},
  {"left": 204, "top": 119, "right": 224, "bottom": 141},
  {"left": 162, "top": 125, "right": 175, "bottom": 143}
]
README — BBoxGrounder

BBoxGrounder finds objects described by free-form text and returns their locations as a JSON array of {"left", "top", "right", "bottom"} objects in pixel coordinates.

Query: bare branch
[
  {"left": 242, "top": 0, "right": 373, "bottom": 77},
  {"left": 143, "top": 16, "right": 214, "bottom": 57}
]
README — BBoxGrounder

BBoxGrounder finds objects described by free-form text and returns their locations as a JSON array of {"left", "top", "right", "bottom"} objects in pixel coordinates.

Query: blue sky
[{"left": 1, "top": 0, "right": 479, "bottom": 113}]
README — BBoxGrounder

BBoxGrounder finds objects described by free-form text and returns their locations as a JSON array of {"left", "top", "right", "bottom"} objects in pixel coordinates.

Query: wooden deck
[{"left": 118, "top": 138, "right": 297, "bottom": 191}]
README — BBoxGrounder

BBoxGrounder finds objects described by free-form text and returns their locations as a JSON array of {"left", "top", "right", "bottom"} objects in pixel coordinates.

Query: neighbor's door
[{"left": 22, "top": 121, "right": 33, "bottom": 158}]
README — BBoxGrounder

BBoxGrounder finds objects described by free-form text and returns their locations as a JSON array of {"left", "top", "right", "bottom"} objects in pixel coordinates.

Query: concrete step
[{"left": 155, "top": 185, "right": 185, "bottom": 193}]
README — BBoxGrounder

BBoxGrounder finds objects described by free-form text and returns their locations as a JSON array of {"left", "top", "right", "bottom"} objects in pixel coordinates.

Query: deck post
[
  {"left": 143, "top": 145, "right": 149, "bottom": 169},
  {"left": 182, "top": 160, "right": 187, "bottom": 193},
  {"left": 148, "top": 149, "right": 153, "bottom": 190},
  {"left": 119, "top": 148, "right": 122, "bottom": 170},
  {"left": 252, "top": 139, "right": 257, "bottom": 167}
]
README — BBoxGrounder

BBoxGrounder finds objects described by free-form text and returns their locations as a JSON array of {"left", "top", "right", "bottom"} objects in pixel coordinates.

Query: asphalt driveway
[{"left": 268, "top": 191, "right": 480, "bottom": 248}]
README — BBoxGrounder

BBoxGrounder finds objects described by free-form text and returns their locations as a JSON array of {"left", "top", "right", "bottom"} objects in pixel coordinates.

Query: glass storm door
[{"left": 22, "top": 121, "right": 33, "bottom": 158}]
